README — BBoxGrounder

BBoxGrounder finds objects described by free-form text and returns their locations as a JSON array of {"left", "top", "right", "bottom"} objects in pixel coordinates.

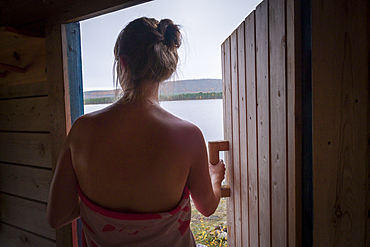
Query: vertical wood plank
[
  {"left": 269, "top": 0, "right": 287, "bottom": 246},
  {"left": 45, "top": 24, "right": 69, "bottom": 172},
  {"left": 65, "top": 21, "right": 84, "bottom": 247},
  {"left": 222, "top": 38, "right": 235, "bottom": 247},
  {"left": 237, "top": 21, "right": 249, "bottom": 247},
  {"left": 311, "top": 0, "right": 368, "bottom": 245},
  {"left": 231, "top": 29, "right": 242, "bottom": 247},
  {"left": 222, "top": 0, "right": 306, "bottom": 245},
  {"left": 256, "top": 1, "right": 271, "bottom": 246},
  {"left": 45, "top": 23, "right": 73, "bottom": 247},
  {"left": 65, "top": 22, "right": 84, "bottom": 123},
  {"left": 245, "top": 11, "right": 259, "bottom": 247},
  {"left": 286, "top": 0, "right": 302, "bottom": 246}
]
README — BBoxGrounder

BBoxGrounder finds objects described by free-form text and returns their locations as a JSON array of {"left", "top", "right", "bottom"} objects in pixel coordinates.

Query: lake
[{"left": 84, "top": 99, "right": 224, "bottom": 150}]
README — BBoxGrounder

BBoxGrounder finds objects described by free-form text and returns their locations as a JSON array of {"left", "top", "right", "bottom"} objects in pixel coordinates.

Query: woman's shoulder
[
  {"left": 67, "top": 110, "right": 103, "bottom": 141},
  {"left": 72, "top": 104, "right": 115, "bottom": 129},
  {"left": 71, "top": 111, "right": 97, "bottom": 130},
  {"left": 156, "top": 107, "right": 205, "bottom": 143}
]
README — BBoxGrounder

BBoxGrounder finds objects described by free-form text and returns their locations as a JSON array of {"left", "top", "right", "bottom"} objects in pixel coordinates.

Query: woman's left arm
[{"left": 47, "top": 138, "right": 80, "bottom": 229}]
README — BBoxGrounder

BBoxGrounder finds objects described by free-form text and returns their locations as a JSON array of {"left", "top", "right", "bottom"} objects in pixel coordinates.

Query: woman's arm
[
  {"left": 186, "top": 127, "right": 225, "bottom": 217},
  {"left": 47, "top": 137, "right": 80, "bottom": 229}
]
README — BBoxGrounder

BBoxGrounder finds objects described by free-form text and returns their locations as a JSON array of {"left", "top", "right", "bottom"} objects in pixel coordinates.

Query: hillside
[
  {"left": 83, "top": 89, "right": 117, "bottom": 99},
  {"left": 83, "top": 78, "right": 222, "bottom": 99},
  {"left": 159, "top": 78, "right": 222, "bottom": 95}
]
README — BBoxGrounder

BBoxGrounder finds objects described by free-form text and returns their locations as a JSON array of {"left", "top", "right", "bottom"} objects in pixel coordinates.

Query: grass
[{"left": 190, "top": 198, "right": 228, "bottom": 247}]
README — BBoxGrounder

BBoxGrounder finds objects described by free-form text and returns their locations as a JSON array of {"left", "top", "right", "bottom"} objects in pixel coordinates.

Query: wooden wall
[
  {"left": 221, "top": 0, "right": 301, "bottom": 246},
  {"left": 311, "top": 0, "right": 369, "bottom": 246},
  {"left": 0, "top": 28, "right": 56, "bottom": 246},
  {"left": 0, "top": 23, "right": 84, "bottom": 247}
]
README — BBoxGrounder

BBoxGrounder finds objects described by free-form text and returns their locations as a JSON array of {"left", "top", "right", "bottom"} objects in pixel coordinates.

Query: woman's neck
[{"left": 119, "top": 81, "right": 160, "bottom": 105}]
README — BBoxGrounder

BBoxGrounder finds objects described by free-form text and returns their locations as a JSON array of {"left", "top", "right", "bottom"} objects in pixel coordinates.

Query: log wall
[
  {"left": 0, "top": 28, "right": 56, "bottom": 246},
  {"left": 0, "top": 22, "right": 83, "bottom": 247}
]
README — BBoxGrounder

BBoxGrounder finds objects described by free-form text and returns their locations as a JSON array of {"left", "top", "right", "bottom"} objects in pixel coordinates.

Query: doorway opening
[{"left": 74, "top": 1, "right": 261, "bottom": 246}]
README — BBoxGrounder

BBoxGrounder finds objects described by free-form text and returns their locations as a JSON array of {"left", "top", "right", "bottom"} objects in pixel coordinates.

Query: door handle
[{"left": 208, "top": 140, "right": 231, "bottom": 197}]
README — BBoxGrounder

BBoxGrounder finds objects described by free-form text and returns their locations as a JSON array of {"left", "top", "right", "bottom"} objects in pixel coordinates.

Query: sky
[{"left": 80, "top": 0, "right": 262, "bottom": 91}]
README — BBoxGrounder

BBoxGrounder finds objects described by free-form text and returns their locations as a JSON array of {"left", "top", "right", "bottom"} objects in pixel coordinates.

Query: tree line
[
  {"left": 84, "top": 92, "right": 223, "bottom": 104},
  {"left": 84, "top": 97, "right": 117, "bottom": 104}
]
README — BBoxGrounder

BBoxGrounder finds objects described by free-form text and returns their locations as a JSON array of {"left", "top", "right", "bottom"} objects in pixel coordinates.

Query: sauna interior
[{"left": 0, "top": 0, "right": 368, "bottom": 246}]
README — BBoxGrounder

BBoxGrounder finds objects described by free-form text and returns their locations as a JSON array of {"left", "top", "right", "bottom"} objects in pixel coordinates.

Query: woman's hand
[{"left": 209, "top": 159, "right": 226, "bottom": 186}]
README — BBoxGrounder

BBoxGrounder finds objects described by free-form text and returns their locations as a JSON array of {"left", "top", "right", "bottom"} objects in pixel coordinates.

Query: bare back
[
  {"left": 69, "top": 101, "right": 206, "bottom": 213},
  {"left": 47, "top": 17, "right": 224, "bottom": 230}
]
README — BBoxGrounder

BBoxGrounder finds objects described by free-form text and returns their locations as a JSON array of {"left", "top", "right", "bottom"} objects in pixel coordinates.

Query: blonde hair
[{"left": 114, "top": 17, "right": 181, "bottom": 103}]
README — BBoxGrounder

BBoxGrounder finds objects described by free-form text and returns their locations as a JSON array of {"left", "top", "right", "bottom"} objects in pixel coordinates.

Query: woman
[{"left": 47, "top": 17, "right": 225, "bottom": 247}]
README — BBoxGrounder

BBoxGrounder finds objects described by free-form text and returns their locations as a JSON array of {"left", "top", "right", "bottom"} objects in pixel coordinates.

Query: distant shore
[{"left": 84, "top": 92, "right": 222, "bottom": 105}]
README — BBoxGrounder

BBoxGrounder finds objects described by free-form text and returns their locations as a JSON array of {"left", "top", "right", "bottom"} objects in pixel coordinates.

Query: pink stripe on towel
[{"left": 78, "top": 184, "right": 195, "bottom": 246}]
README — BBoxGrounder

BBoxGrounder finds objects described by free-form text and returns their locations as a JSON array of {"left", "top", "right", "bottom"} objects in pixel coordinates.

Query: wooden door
[{"left": 221, "top": 0, "right": 302, "bottom": 246}]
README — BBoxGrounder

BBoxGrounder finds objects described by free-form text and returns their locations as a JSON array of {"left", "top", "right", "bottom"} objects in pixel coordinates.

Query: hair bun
[{"left": 157, "top": 19, "right": 181, "bottom": 50}]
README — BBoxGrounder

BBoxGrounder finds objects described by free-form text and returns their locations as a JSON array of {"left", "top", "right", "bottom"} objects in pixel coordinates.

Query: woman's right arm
[{"left": 186, "top": 127, "right": 225, "bottom": 217}]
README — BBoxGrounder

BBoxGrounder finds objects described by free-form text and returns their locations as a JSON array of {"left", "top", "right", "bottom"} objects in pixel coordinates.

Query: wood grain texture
[
  {"left": 312, "top": 0, "right": 368, "bottom": 245},
  {"left": 0, "top": 163, "right": 52, "bottom": 202},
  {"left": 45, "top": 23, "right": 68, "bottom": 171},
  {"left": 237, "top": 21, "right": 250, "bottom": 247},
  {"left": 222, "top": 38, "right": 235, "bottom": 247},
  {"left": 0, "top": 96, "right": 50, "bottom": 132},
  {"left": 255, "top": 1, "right": 271, "bottom": 246},
  {"left": 0, "top": 32, "right": 47, "bottom": 87},
  {"left": 45, "top": 23, "right": 73, "bottom": 247},
  {"left": 0, "top": 193, "right": 55, "bottom": 240},
  {"left": 231, "top": 29, "right": 243, "bottom": 247},
  {"left": 245, "top": 12, "right": 259, "bottom": 247},
  {"left": 269, "top": 0, "right": 287, "bottom": 245},
  {"left": 221, "top": 0, "right": 304, "bottom": 245},
  {"left": 286, "top": 0, "right": 302, "bottom": 246},
  {"left": 0, "top": 27, "right": 44, "bottom": 52},
  {"left": 0, "top": 25, "right": 53, "bottom": 246},
  {"left": 0, "top": 54, "right": 47, "bottom": 88},
  {"left": 0, "top": 132, "right": 52, "bottom": 168},
  {"left": 0, "top": 223, "right": 56, "bottom": 247},
  {"left": 0, "top": 81, "right": 48, "bottom": 100}
]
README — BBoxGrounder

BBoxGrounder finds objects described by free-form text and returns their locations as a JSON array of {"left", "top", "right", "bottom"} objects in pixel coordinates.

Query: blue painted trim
[
  {"left": 66, "top": 22, "right": 84, "bottom": 124},
  {"left": 66, "top": 22, "right": 84, "bottom": 247}
]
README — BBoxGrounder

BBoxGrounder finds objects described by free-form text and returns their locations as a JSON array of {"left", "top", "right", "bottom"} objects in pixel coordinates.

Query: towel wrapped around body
[{"left": 78, "top": 185, "right": 196, "bottom": 247}]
